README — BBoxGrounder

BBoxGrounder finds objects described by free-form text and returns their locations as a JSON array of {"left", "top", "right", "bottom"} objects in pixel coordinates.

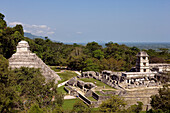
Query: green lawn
[
  {"left": 57, "top": 85, "right": 67, "bottom": 94},
  {"left": 62, "top": 98, "right": 100, "bottom": 112},
  {"left": 62, "top": 98, "right": 79, "bottom": 111},
  {"left": 57, "top": 71, "right": 78, "bottom": 84},
  {"left": 78, "top": 78, "right": 114, "bottom": 89},
  {"left": 91, "top": 108, "right": 100, "bottom": 112}
]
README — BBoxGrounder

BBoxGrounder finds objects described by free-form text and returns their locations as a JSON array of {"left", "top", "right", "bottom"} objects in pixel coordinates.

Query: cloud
[
  {"left": 23, "top": 29, "right": 31, "bottom": 33},
  {"left": 8, "top": 21, "right": 55, "bottom": 36},
  {"left": 47, "top": 31, "right": 55, "bottom": 35},
  {"left": 76, "top": 32, "right": 83, "bottom": 34},
  {"left": 9, "top": 22, "right": 23, "bottom": 26}
]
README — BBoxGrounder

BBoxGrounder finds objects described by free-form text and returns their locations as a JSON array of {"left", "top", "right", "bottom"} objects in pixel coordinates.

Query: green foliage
[
  {"left": 0, "top": 13, "right": 24, "bottom": 58},
  {"left": 147, "top": 109, "right": 164, "bottom": 113},
  {"left": 52, "top": 104, "right": 63, "bottom": 113},
  {"left": 62, "top": 99, "right": 78, "bottom": 112},
  {"left": 85, "top": 41, "right": 102, "bottom": 55},
  {"left": 0, "top": 13, "right": 5, "bottom": 20},
  {"left": 0, "top": 55, "right": 64, "bottom": 112},
  {"left": 71, "top": 100, "right": 91, "bottom": 113},
  {"left": 126, "top": 101, "right": 143, "bottom": 113},
  {"left": 57, "top": 71, "right": 78, "bottom": 83},
  {"left": 0, "top": 54, "right": 8, "bottom": 73},
  {"left": 0, "top": 13, "right": 6, "bottom": 29},
  {"left": 83, "top": 58, "right": 100, "bottom": 72},
  {"left": 150, "top": 84, "right": 170, "bottom": 112},
  {"left": 93, "top": 49, "right": 104, "bottom": 59},
  {"left": 28, "top": 104, "right": 44, "bottom": 113},
  {"left": 99, "top": 95, "right": 126, "bottom": 112}
]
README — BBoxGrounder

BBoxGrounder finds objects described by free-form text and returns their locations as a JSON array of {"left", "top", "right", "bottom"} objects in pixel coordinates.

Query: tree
[
  {"left": 0, "top": 13, "right": 7, "bottom": 29},
  {"left": 85, "top": 42, "right": 103, "bottom": 56},
  {"left": 13, "top": 25, "right": 24, "bottom": 36},
  {"left": 126, "top": 101, "right": 143, "bottom": 113},
  {"left": 159, "top": 48, "right": 169, "bottom": 55},
  {"left": 150, "top": 84, "right": 170, "bottom": 112},
  {"left": 83, "top": 58, "right": 100, "bottom": 72},
  {"left": 100, "top": 58, "right": 125, "bottom": 71},
  {"left": 92, "top": 49, "right": 104, "bottom": 60},
  {"left": 0, "top": 57, "right": 64, "bottom": 112},
  {"left": 28, "top": 104, "right": 43, "bottom": 113},
  {"left": 71, "top": 100, "right": 91, "bottom": 113},
  {"left": 150, "top": 56, "right": 165, "bottom": 63},
  {"left": 0, "top": 13, "right": 5, "bottom": 20},
  {"left": 99, "top": 95, "right": 126, "bottom": 112}
]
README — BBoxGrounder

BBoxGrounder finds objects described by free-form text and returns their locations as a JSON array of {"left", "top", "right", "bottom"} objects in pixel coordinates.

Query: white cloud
[
  {"left": 8, "top": 21, "right": 55, "bottom": 36},
  {"left": 76, "top": 32, "right": 83, "bottom": 34},
  {"left": 24, "top": 29, "right": 31, "bottom": 33},
  {"left": 9, "top": 22, "right": 23, "bottom": 26},
  {"left": 47, "top": 31, "right": 54, "bottom": 35}
]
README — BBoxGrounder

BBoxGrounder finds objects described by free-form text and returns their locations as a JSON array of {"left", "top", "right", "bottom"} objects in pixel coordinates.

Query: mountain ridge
[{"left": 24, "top": 32, "right": 45, "bottom": 39}]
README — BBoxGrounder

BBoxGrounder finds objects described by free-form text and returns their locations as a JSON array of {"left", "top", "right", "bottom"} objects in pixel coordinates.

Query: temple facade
[{"left": 8, "top": 40, "right": 61, "bottom": 83}]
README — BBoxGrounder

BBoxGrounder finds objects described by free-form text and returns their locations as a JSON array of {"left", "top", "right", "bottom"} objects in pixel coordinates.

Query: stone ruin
[
  {"left": 64, "top": 77, "right": 120, "bottom": 107},
  {"left": 8, "top": 40, "right": 61, "bottom": 83},
  {"left": 66, "top": 77, "right": 96, "bottom": 93},
  {"left": 81, "top": 51, "right": 170, "bottom": 89},
  {"left": 65, "top": 51, "right": 169, "bottom": 110},
  {"left": 81, "top": 70, "right": 160, "bottom": 90}
]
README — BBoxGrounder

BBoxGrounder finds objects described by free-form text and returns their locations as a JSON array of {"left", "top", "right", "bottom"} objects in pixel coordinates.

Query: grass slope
[
  {"left": 62, "top": 98, "right": 78, "bottom": 111},
  {"left": 57, "top": 71, "right": 78, "bottom": 84}
]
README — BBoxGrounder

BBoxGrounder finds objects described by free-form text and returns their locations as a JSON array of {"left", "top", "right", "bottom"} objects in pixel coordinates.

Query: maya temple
[{"left": 8, "top": 40, "right": 61, "bottom": 83}]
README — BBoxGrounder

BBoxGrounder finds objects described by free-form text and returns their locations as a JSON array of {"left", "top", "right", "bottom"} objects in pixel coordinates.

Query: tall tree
[
  {"left": 99, "top": 95, "right": 126, "bottom": 112},
  {"left": 150, "top": 84, "right": 170, "bottom": 112}
]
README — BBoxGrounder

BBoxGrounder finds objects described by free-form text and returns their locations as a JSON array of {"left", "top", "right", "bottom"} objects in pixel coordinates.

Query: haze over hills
[
  {"left": 24, "top": 32, "right": 170, "bottom": 51},
  {"left": 24, "top": 32, "right": 45, "bottom": 39},
  {"left": 66, "top": 42, "right": 170, "bottom": 51}
]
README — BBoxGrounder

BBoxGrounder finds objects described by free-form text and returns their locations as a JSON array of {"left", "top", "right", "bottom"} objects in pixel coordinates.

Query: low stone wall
[
  {"left": 92, "top": 91, "right": 99, "bottom": 100},
  {"left": 78, "top": 93, "right": 91, "bottom": 105},
  {"left": 64, "top": 86, "right": 70, "bottom": 94}
]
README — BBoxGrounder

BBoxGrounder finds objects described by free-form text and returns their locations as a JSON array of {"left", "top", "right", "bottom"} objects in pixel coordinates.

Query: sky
[{"left": 0, "top": 0, "right": 170, "bottom": 43}]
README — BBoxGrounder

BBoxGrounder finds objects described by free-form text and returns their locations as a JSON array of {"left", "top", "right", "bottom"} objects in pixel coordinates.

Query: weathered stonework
[{"left": 8, "top": 40, "right": 61, "bottom": 83}]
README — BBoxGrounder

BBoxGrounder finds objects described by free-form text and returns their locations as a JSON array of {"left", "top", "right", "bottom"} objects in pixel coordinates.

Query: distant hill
[
  {"left": 66, "top": 42, "right": 170, "bottom": 51},
  {"left": 24, "top": 32, "right": 45, "bottom": 39},
  {"left": 121, "top": 42, "right": 170, "bottom": 51}
]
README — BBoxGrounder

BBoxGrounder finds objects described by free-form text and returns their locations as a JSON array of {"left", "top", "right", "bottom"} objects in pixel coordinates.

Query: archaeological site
[{"left": 8, "top": 40, "right": 170, "bottom": 110}]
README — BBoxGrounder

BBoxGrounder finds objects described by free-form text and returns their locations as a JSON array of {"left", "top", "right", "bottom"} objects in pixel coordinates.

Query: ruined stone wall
[{"left": 122, "top": 88, "right": 159, "bottom": 110}]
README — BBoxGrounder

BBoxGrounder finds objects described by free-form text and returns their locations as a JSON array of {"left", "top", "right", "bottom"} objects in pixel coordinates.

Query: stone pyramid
[{"left": 9, "top": 40, "right": 61, "bottom": 83}]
